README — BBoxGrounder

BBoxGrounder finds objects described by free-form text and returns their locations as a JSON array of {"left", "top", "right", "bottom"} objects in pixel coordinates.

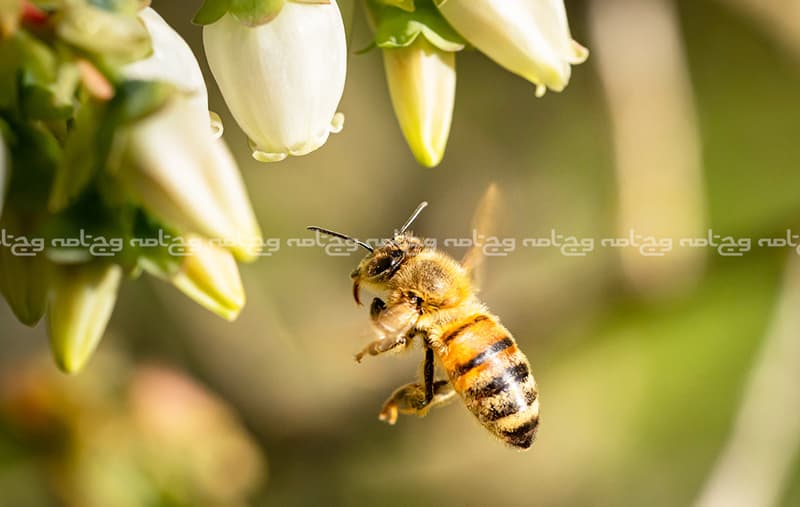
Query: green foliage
[
  {"left": 367, "top": 0, "right": 464, "bottom": 51},
  {"left": 193, "top": 0, "right": 286, "bottom": 27}
]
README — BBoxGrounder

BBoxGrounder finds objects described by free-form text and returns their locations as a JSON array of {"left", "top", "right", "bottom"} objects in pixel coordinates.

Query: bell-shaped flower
[
  {"left": 48, "top": 262, "right": 122, "bottom": 374},
  {"left": 124, "top": 7, "right": 222, "bottom": 135},
  {"left": 144, "top": 234, "right": 246, "bottom": 321},
  {"left": 203, "top": 1, "right": 347, "bottom": 162},
  {"left": 435, "top": 0, "right": 588, "bottom": 96},
  {"left": 384, "top": 37, "right": 456, "bottom": 168},
  {"left": 118, "top": 96, "right": 263, "bottom": 262}
]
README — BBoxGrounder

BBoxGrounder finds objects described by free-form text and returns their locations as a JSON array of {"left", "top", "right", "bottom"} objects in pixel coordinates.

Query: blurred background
[{"left": 2, "top": 0, "right": 800, "bottom": 505}]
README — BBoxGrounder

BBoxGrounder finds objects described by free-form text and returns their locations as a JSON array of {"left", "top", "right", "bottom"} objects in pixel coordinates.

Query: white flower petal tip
[
  {"left": 203, "top": 1, "right": 347, "bottom": 163},
  {"left": 248, "top": 112, "right": 345, "bottom": 162},
  {"left": 570, "top": 40, "right": 590, "bottom": 64},
  {"left": 209, "top": 111, "right": 224, "bottom": 139},
  {"left": 125, "top": 7, "right": 211, "bottom": 118},
  {"left": 330, "top": 112, "right": 345, "bottom": 134}
]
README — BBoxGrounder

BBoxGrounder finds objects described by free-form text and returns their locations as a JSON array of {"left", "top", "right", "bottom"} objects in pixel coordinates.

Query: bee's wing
[{"left": 461, "top": 183, "right": 499, "bottom": 289}]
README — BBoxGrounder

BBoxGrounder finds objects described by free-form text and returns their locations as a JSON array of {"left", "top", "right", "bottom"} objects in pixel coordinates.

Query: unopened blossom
[
  {"left": 383, "top": 37, "right": 456, "bottom": 167},
  {"left": 143, "top": 234, "right": 246, "bottom": 321},
  {"left": 48, "top": 263, "right": 122, "bottom": 374},
  {"left": 203, "top": 0, "right": 347, "bottom": 162},
  {"left": 435, "top": 0, "right": 588, "bottom": 96}
]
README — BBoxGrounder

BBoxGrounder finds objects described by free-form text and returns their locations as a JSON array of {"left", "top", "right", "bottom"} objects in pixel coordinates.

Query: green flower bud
[
  {"left": 48, "top": 263, "right": 123, "bottom": 374},
  {"left": 0, "top": 241, "right": 49, "bottom": 327},
  {"left": 383, "top": 37, "right": 455, "bottom": 168}
]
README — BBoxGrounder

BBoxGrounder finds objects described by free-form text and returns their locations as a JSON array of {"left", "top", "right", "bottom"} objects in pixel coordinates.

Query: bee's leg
[
  {"left": 354, "top": 298, "right": 415, "bottom": 362},
  {"left": 378, "top": 379, "right": 457, "bottom": 425},
  {"left": 423, "top": 346, "right": 435, "bottom": 403},
  {"left": 354, "top": 334, "right": 411, "bottom": 363}
]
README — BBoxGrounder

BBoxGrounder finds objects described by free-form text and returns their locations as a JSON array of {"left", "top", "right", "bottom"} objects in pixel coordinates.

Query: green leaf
[
  {"left": 193, "top": 0, "right": 232, "bottom": 25},
  {"left": 130, "top": 209, "right": 182, "bottom": 277},
  {"left": 372, "top": 3, "right": 464, "bottom": 52},
  {"left": 0, "top": 37, "right": 21, "bottom": 112},
  {"left": 49, "top": 80, "right": 174, "bottom": 213},
  {"left": 374, "top": 0, "right": 414, "bottom": 12},
  {"left": 50, "top": 100, "right": 106, "bottom": 212},
  {"left": 112, "top": 80, "right": 174, "bottom": 126},
  {"left": 229, "top": 0, "right": 285, "bottom": 26},
  {"left": 5, "top": 121, "right": 61, "bottom": 214},
  {"left": 87, "top": 0, "right": 141, "bottom": 14}
]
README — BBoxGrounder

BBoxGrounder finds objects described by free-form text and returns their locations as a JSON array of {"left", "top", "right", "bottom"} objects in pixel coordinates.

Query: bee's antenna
[
  {"left": 399, "top": 201, "right": 428, "bottom": 234},
  {"left": 306, "top": 226, "right": 374, "bottom": 252}
]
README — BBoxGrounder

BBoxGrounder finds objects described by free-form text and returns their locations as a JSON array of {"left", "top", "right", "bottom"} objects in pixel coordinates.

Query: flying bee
[{"left": 307, "top": 186, "right": 539, "bottom": 449}]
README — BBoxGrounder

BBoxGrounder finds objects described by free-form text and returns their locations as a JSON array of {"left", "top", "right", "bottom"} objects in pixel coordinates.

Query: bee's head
[
  {"left": 307, "top": 202, "right": 429, "bottom": 305},
  {"left": 349, "top": 234, "right": 425, "bottom": 304}
]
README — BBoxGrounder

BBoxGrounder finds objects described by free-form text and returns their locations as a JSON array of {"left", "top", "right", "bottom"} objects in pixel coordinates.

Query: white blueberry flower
[
  {"left": 436, "top": 0, "right": 588, "bottom": 96},
  {"left": 203, "top": 1, "right": 347, "bottom": 162}
]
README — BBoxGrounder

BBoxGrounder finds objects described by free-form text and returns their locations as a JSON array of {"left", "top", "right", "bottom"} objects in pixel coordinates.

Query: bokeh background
[{"left": 2, "top": 0, "right": 800, "bottom": 505}]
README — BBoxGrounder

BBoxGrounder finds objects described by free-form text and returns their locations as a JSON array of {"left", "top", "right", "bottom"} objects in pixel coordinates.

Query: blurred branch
[
  {"left": 588, "top": 0, "right": 706, "bottom": 294},
  {"left": 695, "top": 254, "right": 800, "bottom": 507},
  {"left": 718, "top": 0, "right": 800, "bottom": 59}
]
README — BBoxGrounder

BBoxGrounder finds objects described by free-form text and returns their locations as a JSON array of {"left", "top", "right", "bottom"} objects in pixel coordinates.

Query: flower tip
[
  {"left": 570, "top": 40, "right": 589, "bottom": 64},
  {"left": 170, "top": 237, "right": 247, "bottom": 320},
  {"left": 330, "top": 112, "right": 345, "bottom": 134},
  {"left": 48, "top": 264, "right": 122, "bottom": 375},
  {"left": 410, "top": 141, "right": 445, "bottom": 168}
]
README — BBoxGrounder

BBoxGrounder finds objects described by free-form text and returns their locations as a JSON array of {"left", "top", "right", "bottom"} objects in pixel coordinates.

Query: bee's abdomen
[{"left": 439, "top": 315, "right": 539, "bottom": 449}]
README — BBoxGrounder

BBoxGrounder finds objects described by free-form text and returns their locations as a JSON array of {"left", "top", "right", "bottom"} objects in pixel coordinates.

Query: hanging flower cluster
[
  {"left": 363, "top": 0, "right": 588, "bottom": 167},
  {"left": 0, "top": 1, "right": 262, "bottom": 373},
  {"left": 195, "top": 0, "right": 587, "bottom": 167},
  {"left": 0, "top": 0, "right": 587, "bottom": 374}
]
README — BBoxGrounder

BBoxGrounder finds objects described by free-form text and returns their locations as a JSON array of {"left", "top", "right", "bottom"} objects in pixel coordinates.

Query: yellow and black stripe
[{"left": 440, "top": 315, "right": 539, "bottom": 449}]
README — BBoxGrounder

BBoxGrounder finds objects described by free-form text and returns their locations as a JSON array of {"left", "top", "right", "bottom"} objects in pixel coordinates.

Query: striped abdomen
[{"left": 438, "top": 315, "right": 539, "bottom": 449}]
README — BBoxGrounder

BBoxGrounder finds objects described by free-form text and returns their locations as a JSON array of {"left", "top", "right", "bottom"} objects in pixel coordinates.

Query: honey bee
[{"left": 307, "top": 187, "right": 539, "bottom": 449}]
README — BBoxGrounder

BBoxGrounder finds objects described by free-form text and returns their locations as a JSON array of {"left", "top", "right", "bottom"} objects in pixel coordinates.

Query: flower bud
[
  {"left": 124, "top": 7, "right": 222, "bottom": 136},
  {"left": 145, "top": 234, "right": 245, "bottom": 321},
  {"left": 203, "top": 1, "right": 347, "bottom": 162},
  {"left": 48, "top": 263, "right": 122, "bottom": 374},
  {"left": 435, "top": 0, "right": 588, "bottom": 95},
  {"left": 383, "top": 37, "right": 455, "bottom": 168},
  {"left": 0, "top": 245, "right": 49, "bottom": 327},
  {"left": 120, "top": 97, "right": 263, "bottom": 262}
]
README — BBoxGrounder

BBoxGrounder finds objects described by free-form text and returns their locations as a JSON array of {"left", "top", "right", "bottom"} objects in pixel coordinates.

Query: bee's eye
[{"left": 369, "top": 256, "right": 394, "bottom": 277}]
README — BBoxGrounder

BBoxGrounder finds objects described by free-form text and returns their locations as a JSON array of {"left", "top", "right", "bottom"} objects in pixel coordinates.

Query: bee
[{"left": 307, "top": 187, "right": 539, "bottom": 449}]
